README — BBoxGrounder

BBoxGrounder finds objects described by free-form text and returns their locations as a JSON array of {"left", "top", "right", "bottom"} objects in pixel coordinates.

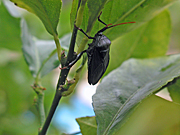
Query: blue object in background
[{"left": 54, "top": 95, "right": 95, "bottom": 134}]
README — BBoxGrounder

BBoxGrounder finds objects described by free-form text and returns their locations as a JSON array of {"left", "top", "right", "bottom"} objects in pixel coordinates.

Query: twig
[{"left": 39, "top": 0, "right": 86, "bottom": 134}]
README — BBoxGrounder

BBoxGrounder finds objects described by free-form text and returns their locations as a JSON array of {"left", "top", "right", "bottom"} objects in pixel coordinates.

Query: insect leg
[
  {"left": 74, "top": 25, "right": 95, "bottom": 39},
  {"left": 63, "top": 50, "right": 87, "bottom": 69},
  {"left": 98, "top": 11, "right": 107, "bottom": 26}
]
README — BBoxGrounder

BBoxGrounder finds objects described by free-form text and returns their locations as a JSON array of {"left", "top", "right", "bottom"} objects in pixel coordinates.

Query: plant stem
[
  {"left": 66, "top": 26, "right": 78, "bottom": 63},
  {"left": 39, "top": 0, "right": 88, "bottom": 134},
  {"left": 32, "top": 83, "right": 46, "bottom": 133},
  {"left": 38, "top": 88, "right": 62, "bottom": 135},
  {"left": 39, "top": 14, "right": 78, "bottom": 135},
  {"left": 39, "top": 66, "right": 70, "bottom": 135},
  {"left": 37, "top": 91, "right": 45, "bottom": 130},
  {"left": 54, "top": 34, "right": 61, "bottom": 61}
]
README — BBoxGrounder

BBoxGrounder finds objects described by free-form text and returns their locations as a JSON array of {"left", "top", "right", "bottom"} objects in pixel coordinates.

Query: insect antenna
[{"left": 98, "top": 21, "right": 136, "bottom": 33}]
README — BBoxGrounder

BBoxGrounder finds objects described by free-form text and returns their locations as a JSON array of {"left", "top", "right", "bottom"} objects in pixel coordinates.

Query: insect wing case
[{"left": 87, "top": 34, "right": 111, "bottom": 85}]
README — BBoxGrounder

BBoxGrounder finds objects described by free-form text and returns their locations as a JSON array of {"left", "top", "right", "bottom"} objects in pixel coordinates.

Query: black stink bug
[{"left": 67, "top": 13, "right": 135, "bottom": 85}]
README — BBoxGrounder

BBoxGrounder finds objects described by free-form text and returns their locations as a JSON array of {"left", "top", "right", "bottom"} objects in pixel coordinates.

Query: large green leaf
[
  {"left": 77, "top": 96, "right": 180, "bottom": 135},
  {"left": 116, "top": 95, "right": 180, "bottom": 135},
  {"left": 76, "top": 116, "right": 97, "bottom": 135},
  {"left": 101, "top": 0, "right": 176, "bottom": 40},
  {"left": 105, "top": 10, "right": 171, "bottom": 76},
  {"left": 21, "top": 19, "right": 71, "bottom": 78},
  {"left": 93, "top": 54, "right": 180, "bottom": 135},
  {"left": 10, "top": 0, "right": 62, "bottom": 35}
]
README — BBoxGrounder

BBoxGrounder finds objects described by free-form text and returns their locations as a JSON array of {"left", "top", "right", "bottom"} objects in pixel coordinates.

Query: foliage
[
  {"left": 93, "top": 55, "right": 180, "bottom": 134},
  {"left": 1, "top": 0, "right": 180, "bottom": 135}
]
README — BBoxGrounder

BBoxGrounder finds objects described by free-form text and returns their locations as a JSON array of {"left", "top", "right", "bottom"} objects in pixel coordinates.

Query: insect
[{"left": 66, "top": 12, "right": 135, "bottom": 85}]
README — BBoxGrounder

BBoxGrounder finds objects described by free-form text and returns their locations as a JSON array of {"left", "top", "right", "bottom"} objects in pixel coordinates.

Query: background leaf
[
  {"left": 0, "top": 1, "right": 72, "bottom": 133},
  {"left": 169, "top": 1, "right": 180, "bottom": 53},
  {"left": 105, "top": 10, "right": 171, "bottom": 76},
  {"left": 21, "top": 19, "right": 71, "bottom": 78},
  {"left": 10, "top": 0, "right": 62, "bottom": 35},
  {"left": 0, "top": 2, "right": 21, "bottom": 51},
  {"left": 93, "top": 54, "right": 180, "bottom": 135},
  {"left": 76, "top": 116, "right": 97, "bottom": 135}
]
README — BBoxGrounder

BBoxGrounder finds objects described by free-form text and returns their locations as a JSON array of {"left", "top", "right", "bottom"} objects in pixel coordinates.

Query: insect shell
[{"left": 86, "top": 32, "right": 111, "bottom": 85}]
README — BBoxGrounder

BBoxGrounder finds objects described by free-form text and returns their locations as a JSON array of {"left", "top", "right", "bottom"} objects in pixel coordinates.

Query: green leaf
[
  {"left": 72, "top": 0, "right": 176, "bottom": 41},
  {"left": 93, "top": 54, "right": 180, "bottom": 135},
  {"left": 70, "top": 0, "right": 176, "bottom": 55},
  {"left": 117, "top": 95, "right": 180, "bottom": 135},
  {"left": 70, "top": 0, "right": 108, "bottom": 32},
  {"left": 0, "top": 2, "right": 21, "bottom": 51},
  {"left": 168, "top": 78, "right": 180, "bottom": 104},
  {"left": 101, "top": 0, "right": 176, "bottom": 40},
  {"left": 21, "top": 19, "right": 70, "bottom": 78},
  {"left": 10, "top": 0, "right": 62, "bottom": 35},
  {"left": 86, "top": 0, "right": 108, "bottom": 32},
  {"left": 70, "top": 0, "right": 79, "bottom": 29},
  {"left": 105, "top": 10, "right": 171, "bottom": 76},
  {"left": 76, "top": 116, "right": 97, "bottom": 135}
]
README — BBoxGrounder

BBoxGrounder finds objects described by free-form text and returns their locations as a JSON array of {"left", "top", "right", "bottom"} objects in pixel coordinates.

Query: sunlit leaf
[{"left": 76, "top": 116, "right": 97, "bottom": 135}]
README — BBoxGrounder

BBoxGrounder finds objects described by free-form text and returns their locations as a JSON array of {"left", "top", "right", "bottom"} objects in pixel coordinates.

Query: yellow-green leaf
[{"left": 76, "top": 116, "right": 97, "bottom": 135}]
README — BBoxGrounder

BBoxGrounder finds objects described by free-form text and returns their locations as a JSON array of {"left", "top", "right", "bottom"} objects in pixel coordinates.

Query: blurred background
[{"left": 0, "top": 0, "right": 180, "bottom": 134}]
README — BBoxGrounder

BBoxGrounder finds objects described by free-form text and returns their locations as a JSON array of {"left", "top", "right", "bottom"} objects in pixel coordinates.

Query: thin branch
[
  {"left": 66, "top": 26, "right": 78, "bottom": 64},
  {"left": 39, "top": 0, "right": 86, "bottom": 134},
  {"left": 38, "top": 88, "right": 63, "bottom": 135}
]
